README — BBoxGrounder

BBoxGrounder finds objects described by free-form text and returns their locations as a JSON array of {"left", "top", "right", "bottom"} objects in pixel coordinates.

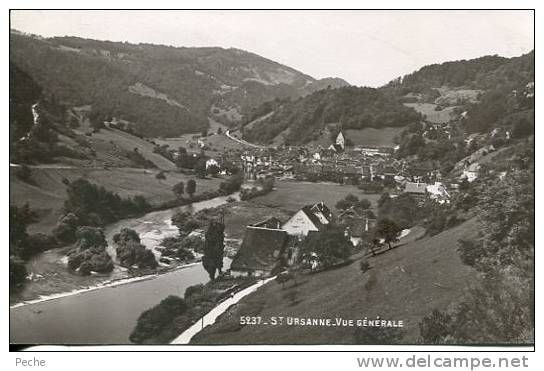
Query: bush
[
  {"left": 52, "top": 213, "right": 80, "bottom": 244},
  {"left": 113, "top": 228, "right": 140, "bottom": 244},
  {"left": 302, "top": 225, "right": 352, "bottom": 268},
  {"left": 359, "top": 259, "right": 371, "bottom": 273},
  {"left": 18, "top": 233, "right": 58, "bottom": 259},
  {"left": 67, "top": 248, "right": 114, "bottom": 275},
  {"left": 9, "top": 256, "right": 27, "bottom": 286},
  {"left": 171, "top": 211, "right": 200, "bottom": 235},
  {"left": 130, "top": 296, "right": 188, "bottom": 344},
  {"left": 67, "top": 226, "right": 113, "bottom": 275},
  {"left": 14, "top": 164, "right": 33, "bottom": 183},
  {"left": 219, "top": 174, "right": 243, "bottom": 195},
  {"left": 74, "top": 226, "right": 108, "bottom": 251},
  {"left": 114, "top": 228, "right": 158, "bottom": 269},
  {"left": 418, "top": 309, "right": 452, "bottom": 344},
  {"left": 63, "top": 178, "right": 151, "bottom": 226},
  {"left": 184, "top": 284, "right": 205, "bottom": 300}
]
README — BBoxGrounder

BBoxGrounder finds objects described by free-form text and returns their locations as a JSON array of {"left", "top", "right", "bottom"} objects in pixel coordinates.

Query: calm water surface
[{"left": 10, "top": 194, "right": 237, "bottom": 344}]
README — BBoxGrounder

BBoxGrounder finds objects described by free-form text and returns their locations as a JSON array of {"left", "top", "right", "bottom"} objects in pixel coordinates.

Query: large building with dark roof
[
  {"left": 281, "top": 202, "right": 334, "bottom": 236},
  {"left": 230, "top": 225, "right": 289, "bottom": 277},
  {"left": 230, "top": 203, "right": 335, "bottom": 277}
]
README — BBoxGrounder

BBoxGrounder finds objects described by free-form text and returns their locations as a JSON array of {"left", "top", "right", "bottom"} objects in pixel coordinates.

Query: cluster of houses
[
  {"left": 234, "top": 131, "right": 399, "bottom": 183},
  {"left": 403, "top": 180, "right": 451, "bottom": 204},
  {"left": 229, "top": 202, "right": 365, "bottom": 277}
]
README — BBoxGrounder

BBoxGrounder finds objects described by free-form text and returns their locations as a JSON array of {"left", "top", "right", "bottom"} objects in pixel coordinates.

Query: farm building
[
  {"left": 281, "top": 202, "right": 334, "bottom": 236},
  {"left": 230, "top": 226, "right": 289, "bottom": 277}
]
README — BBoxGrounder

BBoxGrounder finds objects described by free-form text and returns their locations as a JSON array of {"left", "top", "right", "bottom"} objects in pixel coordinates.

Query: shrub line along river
[{"left": 9, "top": 193, "right": 239, "bottom": 345}]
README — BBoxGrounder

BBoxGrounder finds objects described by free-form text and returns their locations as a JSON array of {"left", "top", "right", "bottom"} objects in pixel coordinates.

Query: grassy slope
[
  {"left": 154, "top": 132, "right": 248, "bottom": 155},
  {"left": 191, "top": 218, "right": 480, "bottom": 344},
  {"left": 10, "top": 167, "right": 222, "bottom": 234},
  {"left": 91, "top": 128, "right": 178, "bottom": 170},
  {"left": 250, "top": 180, "right": 381, "bottom": 213},
  {"left": 345, "top": 127, "right": 404, "bottom": 147},
  {"left": 403, "top": 103, "right": 457, "bottom": 124}
]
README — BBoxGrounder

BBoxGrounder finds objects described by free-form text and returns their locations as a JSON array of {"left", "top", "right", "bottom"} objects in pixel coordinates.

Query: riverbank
[
  {"left": 172, "top": 276, "right": 276, "bottom": 344},
  {"left": 10, "top": 191, "right": 241, "bottom": 307},
  {"left": 10, "top": 262, "right": 200, "bottom": 309},
  {"left": 10, "top": 256, "right": 232, "bottom": 344}
]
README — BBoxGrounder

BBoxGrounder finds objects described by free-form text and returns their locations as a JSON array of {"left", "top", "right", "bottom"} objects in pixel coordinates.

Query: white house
[
  {"left": 461, "top": 162, "right": 480, "bottom": 183},
  {"left": 426, "top": 182, "right": 450, "bottom": 204},
  {"left": 281, "top": 202, "right": 333, "bottom": 237},
  {"left": 206, "top": 158, "right": 219, "bottom": 169}
]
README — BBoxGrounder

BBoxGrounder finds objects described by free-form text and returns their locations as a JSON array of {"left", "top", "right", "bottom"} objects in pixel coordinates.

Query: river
[{"left": 9, "top": 193, "right": 238, "bottom": 344}]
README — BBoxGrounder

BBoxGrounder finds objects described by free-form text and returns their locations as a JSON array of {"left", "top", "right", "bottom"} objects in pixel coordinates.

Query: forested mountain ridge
[
  {"left": 242, "top": 86, "right": 423, "bottom": 145},
  {"left": 10, "top": 31, "right": 349, "bottom": 137},
  {"left": 242, "top": 51, "right": 534, "bottom": 145},
  {"left": 385, "top": 51, "right": 534, "bottom": 94}
]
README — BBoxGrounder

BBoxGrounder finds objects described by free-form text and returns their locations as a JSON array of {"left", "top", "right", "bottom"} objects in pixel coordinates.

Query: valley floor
[{"left": 10, "top": 166, "right": 223, "bottom": 234}]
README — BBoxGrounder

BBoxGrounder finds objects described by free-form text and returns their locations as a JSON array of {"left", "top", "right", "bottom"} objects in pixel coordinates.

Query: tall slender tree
[{"left": 202, "top": 220, "right": 225, "bottom": 280}]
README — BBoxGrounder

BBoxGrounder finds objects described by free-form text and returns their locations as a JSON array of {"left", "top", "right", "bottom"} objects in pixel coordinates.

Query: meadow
[
  {"left": 191, "top": 218, "right": 480, "bottom": 344},
  {"left": 249, "top": 180, "right": 381, "bottom": 213}
]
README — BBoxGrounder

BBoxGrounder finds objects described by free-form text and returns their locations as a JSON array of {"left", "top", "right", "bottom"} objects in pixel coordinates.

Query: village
[{"left": 188, "top": 129, "right": 463, "bottom": 278}]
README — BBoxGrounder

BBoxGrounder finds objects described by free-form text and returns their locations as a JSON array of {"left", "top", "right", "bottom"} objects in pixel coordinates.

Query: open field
[
  {"left": 209, "top": 201, "right": 294, "bottom": 240},
  {"left": 345, "top": 127, "right": 404, "bottom": 147},
  {"left": 404, "top": 103, "right": 457, "bottom": 124},
  {"left": 154, "top": 132, "right": 247, "bottom": 155},
  {"left": 191, "top": 218, "right": 481, "bottom": 344},
  {"left": 249, "top": 180, "right": 381, "bottom": 213},
  {"left": 10, "top": 167, "right": 222, "bottom": 234}
]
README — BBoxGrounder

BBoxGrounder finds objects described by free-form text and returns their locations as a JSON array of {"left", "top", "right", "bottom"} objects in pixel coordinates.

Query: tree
[
  {"left": 172, "top": 181, "right": 184, "bottom": 199},
  {"left": 219, "top": 174, "right": 244, "bottom": 195},
  {"left": 10, "top": 256, "right": 27, "bottom": 286},
  {"left": 336, "top": 194, "right": 372, "bottom": 212},
  {"left": 418, "top": 309, "right": 452, "bottom": 344},
  {"left": 202, "top": 220, "right": 225, "bottom": 280},
  {"left": 129, "top": 295, "right": 187, "bottom": 344},
  {"left": 359, "top": 259, "right": 371, "bottom": 273},
  {"left": 113, "top": 228, "right": 140, "bottom": 244},
  {"left": 171, "top": 211, "right": 200, "bottom": 234},
  {"left": 335, "top": 198, "right": 352, "bottom": 210},
  {"left": 67, "top": 226, "right": 114, "bottom": 275},
  {"left": 15, "top": 164, "right": 33, "bottom": 183},
  {"left": 302, "top": 225, "right": 352, "bottom": 268},
  {"left": 186, "top": 179, "right": 196, "bottom": 198},
  {"left": 10, "top": 204, "right": 33, "bottom": 247},
  {"left": 207, "top": 164, "right": 220, "bottom": 177},
  {"left": 155, "top": 171, "right": 166, "bottom": 180},
  {"left": 195, "top": 159, "right": 207, "bottom": 178},
  {"left": 374, "top": 219, "right": 402, "bottom": 249},
  {"left": 52, "top": 213, "right": 80, "bottom": 244},
  {"left": 377, "top": 192, "right": 391, "bottom": 208}
]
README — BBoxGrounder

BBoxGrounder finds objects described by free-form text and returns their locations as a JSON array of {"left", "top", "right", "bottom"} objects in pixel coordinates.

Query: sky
[{"left": 10, "top": 10, "right": 534, "bottom": 87}]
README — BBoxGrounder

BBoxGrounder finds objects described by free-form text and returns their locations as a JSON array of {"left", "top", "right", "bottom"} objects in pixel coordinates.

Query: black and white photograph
[{"left": 8, "top": 8, "right": 535, "bottom": 352}]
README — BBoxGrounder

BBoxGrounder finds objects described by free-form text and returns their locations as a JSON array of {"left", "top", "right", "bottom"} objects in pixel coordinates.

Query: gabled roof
[
  {"left": 251, "top": 217, "right": 283, "bottom": 229},
  {"left": 230, "top": 227, "right": 288, "bottom": 272},
  {"left": 300, "top": 202, "right": 333, "bottom": 229}
]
